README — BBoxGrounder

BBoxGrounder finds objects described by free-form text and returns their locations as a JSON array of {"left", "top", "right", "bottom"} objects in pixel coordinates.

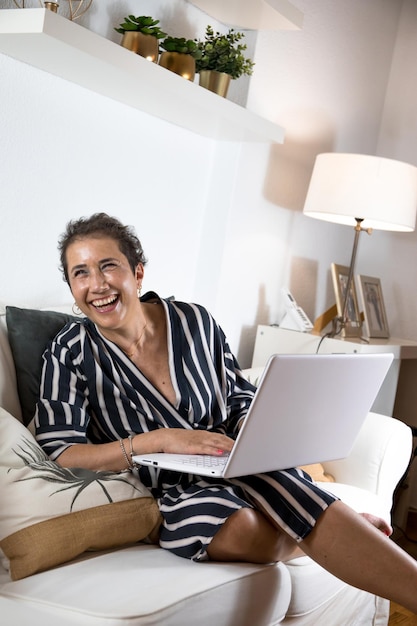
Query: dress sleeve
[
  {"left": 219, "top": 327, "right": 256, "bottom": 435},
  {"left": 34, "top": 327, "right": 89, "bottom": 461}
]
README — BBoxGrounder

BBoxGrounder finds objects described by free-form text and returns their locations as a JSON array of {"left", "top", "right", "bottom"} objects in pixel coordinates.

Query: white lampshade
[{"left": 303, "top": 153, "right": 417, "bottom": 232}]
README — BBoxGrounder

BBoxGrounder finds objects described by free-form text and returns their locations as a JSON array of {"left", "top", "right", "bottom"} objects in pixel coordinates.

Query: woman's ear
[{"left": 135, "top": 263, "right": 144, "bottom": 286}]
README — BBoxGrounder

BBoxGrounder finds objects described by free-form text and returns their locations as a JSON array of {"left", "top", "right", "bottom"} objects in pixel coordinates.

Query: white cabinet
[
  {"left": 251, "top": 325, "right": 417, "bottom": 419},
  {"left": 0, "top": 9, "right": 285, "bottom": 143}
]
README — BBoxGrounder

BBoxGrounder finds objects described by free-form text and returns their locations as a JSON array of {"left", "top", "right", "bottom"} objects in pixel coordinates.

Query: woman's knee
[{"left": 207, "top": 508, "right": 300, "bottom": 563}]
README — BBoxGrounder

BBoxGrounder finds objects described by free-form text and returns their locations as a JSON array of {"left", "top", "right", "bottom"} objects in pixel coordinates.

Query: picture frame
[
  {"left": 330, "top": 263, "right": 362, "bottom": 337},
  {"left": 357, "top": 275, "right": 390, "bottom": 338}
]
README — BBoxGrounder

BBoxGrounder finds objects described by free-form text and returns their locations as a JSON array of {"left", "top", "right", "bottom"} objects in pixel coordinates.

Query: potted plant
[
  {"left": 195, "top": 26, "right": 255, "bottom": 97},
  {"left": 115, "top": 15, "right": 166, "bottom": 63},
  {"left": 158, "top": 36, "right": 201, "bottom": 81}
]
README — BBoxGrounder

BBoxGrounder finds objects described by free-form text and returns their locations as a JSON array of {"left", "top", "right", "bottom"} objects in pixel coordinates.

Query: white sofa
[{"left": 0, "top": 305, "right": 413, "bottom": 626}]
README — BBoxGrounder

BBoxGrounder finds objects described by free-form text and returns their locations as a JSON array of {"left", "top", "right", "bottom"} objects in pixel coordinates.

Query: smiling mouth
[{"left": 91, "top": 295, "right": 119, "bottom": 309}]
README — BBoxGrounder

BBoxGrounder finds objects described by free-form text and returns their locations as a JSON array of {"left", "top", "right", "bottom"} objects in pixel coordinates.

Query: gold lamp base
[{"left": 313, "top": 305, "right": 365, "bottom": 338}]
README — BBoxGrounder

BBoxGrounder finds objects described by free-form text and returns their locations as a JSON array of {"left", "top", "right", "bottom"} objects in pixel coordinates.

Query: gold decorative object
[
  {"left": 159, "top": 52, "right": 195, "bottom": 81},
  {"left": 199, "top": 70, "right": 231, "bottom": 98},
  {"left": 63, "top": 0, "right": 93, "bottom": 22},
  {"left": 13, "top": 0, "right": 93, "bottom": 21},
  {"left": 44, "top": 2, "right": 59, "bottom": 11},
  {"left": 120, "top": 32, "right": 159, "bottom": 63}
]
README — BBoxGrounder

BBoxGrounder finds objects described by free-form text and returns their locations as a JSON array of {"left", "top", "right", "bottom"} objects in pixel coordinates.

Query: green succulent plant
[
  {"left": 160, "top": 36, "right": 201, "bottom": 58},
  {"left": 195, "top": 26, "right": 255, "bottom": 79},
  {"left": 115, "top": 15, "right": 167, "bottom": 39}
]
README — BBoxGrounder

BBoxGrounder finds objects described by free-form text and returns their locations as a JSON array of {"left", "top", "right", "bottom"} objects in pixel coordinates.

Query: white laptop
[{"left": 133, "top": 352, "right": 393, "bottom": 478}]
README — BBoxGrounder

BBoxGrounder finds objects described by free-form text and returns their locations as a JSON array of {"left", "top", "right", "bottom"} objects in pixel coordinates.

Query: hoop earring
[{"left": 72, "top": 303, "right": 82, "bottom": 316}]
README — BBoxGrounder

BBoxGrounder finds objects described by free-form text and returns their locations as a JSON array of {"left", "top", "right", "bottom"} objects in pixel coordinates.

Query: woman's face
[{"left": 66, "top": 236, "right": 143, "bottom": 331}]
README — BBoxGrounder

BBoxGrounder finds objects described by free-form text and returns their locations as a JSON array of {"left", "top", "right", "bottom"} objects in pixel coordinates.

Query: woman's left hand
[{"left": 134, "top": 428, "right": 234, "bottom": 456}]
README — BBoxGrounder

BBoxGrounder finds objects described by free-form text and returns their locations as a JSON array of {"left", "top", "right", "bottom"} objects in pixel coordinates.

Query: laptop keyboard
[{"left": 177, "top": 454, "right": 228, "bottom": 468}]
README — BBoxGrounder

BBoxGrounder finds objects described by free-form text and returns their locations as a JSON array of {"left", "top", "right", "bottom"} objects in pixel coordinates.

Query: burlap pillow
[
  {"left": 299, "top": 463, "right": 335, "bottom": 483},
  {"left": 0, "top": 408, "right": 161, "bottom": 580}
]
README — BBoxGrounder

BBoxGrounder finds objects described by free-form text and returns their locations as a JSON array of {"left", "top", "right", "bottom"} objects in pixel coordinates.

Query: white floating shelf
[
  {"left": 0, "top": 9, "right": 285, "bottom": 143},
  {"left": 186, "top": 0, "right": 303, "bottom": 31}
]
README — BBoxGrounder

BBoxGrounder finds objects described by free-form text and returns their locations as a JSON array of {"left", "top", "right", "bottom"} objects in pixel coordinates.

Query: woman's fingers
[{"left": 160, "top": 429, "right": 234, "bottom": 455}]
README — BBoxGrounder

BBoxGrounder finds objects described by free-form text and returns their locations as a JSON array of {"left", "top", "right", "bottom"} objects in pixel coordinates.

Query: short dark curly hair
[{"left": 58, "top": 212, "right": 147, "bottom": 283}]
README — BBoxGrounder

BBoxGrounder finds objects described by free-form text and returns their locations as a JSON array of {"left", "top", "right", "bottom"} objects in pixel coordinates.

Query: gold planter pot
[
  {"left": 159, "top": 52, "right": 195, "bottom": 81},
  {"left": 120, "top": 32, "right": 159, "bottom": 63},
  {"left": 44, "top": 2, "right": 59, "bottom": 11},
  {"left": 199, "top": 70, "right": 232, "bottom": 98}
]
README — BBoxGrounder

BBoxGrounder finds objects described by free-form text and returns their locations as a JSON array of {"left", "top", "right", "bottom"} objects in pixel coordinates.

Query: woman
[{"left": 35, "top": 213, "right": 417, "bottom": 612}]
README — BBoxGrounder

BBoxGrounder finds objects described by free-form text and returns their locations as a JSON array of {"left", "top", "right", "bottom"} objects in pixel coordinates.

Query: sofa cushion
[
  {"left": 283, "top": 554, "right": 389, "bottom": 620},
  {"left": 5, "top": 306, "right": 78, "bottom": 426},
  {"left": 0, "top": 545, "right": 292, "bottom": 626},
  {"left": 316, "top": 481, "right": 389, "bottom": 520},
  {"left": 0, "top": 408, "right": 162, "bottom": 581}
]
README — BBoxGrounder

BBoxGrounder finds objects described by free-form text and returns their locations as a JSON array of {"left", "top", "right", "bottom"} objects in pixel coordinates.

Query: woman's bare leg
[
  {"left": 208, "top": 502, "right": 417, "bottom": 614},
  {"left": 300, "top": 500, "right": 417, "bottom": 613}
]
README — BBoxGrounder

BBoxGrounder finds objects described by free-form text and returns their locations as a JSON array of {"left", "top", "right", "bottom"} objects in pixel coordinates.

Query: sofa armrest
[
  {"left": 322, "top": 412, "right": 413, "bottom": 504},
  {"left": 0, "top": 311, "right": 22, "bottom": 419}
]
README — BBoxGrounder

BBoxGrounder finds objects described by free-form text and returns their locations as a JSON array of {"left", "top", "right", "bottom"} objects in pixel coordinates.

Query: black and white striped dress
[{"left": 35, "top": 293, "right": 337, "bottom": 561}]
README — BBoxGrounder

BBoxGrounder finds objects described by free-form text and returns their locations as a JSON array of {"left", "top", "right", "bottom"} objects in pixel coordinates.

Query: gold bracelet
[
  {"left": 119, "top": 438, "right": 133, "bottom": 471},
  {"left": 128, "top": 434, "right": 138, "bottom": 468}
]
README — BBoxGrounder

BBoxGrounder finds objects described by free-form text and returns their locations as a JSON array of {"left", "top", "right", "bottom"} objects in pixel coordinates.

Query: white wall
[
  {"left": 377, "top": 0, "right": 417, "bottom": 341},
  {"left": 0, "top": 0, "right": 217, "bottom": 304},
  {"left": 0, "top": 0, "right": 414, "bottom": 367},
  {"left": 214, "top": 0, "right": 408, "bottom": 363}
]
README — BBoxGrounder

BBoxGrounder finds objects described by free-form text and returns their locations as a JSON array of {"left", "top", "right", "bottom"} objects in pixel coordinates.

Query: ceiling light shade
[{"left": 303, "top": 153, "right": 417, "bottom": 232}]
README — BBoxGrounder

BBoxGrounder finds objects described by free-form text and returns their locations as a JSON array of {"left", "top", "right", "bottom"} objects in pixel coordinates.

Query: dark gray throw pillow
[{"left": 5, "top": 306, "right": 78, "bottom": 426}]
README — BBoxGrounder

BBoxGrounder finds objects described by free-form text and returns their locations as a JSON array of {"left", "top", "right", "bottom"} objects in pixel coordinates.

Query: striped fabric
[{"left": 35, "top": 294, "right": 337, "bottom": 560}]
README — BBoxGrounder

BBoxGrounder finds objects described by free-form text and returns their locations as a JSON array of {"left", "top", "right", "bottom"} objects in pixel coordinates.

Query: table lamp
[{"left": 303, "top": 153, "right": 417, "bottom": 337}]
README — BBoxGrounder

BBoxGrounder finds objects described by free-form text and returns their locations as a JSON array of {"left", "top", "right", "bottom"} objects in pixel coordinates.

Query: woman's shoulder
[
  {"left": 142, "top": 291, "right": 213, "bottom": 320},
  {"left": 168, "top": 297, "right": 211, "bottom": 317},
  {"left": 52, "top": 318, "right": 88, "bottom": 348}
]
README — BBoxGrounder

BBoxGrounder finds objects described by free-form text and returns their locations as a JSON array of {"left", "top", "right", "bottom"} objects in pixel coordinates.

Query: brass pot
[
  {"left": 199, "top": 70, "right": 231, "bottom": 98},
  {"left": 121, "top": 32, "right": 159, "bottom": 63},
  {"left": 44, "top": 1, "right": 59, "bottom": 11},
  {"left": 158, "top": 52, "right": 195, "bottom": 81}
]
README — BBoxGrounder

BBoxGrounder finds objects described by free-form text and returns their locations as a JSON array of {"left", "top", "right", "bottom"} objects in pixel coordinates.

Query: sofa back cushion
[{"left": 5, "top": 306, "right": 77, "bottom": 425}]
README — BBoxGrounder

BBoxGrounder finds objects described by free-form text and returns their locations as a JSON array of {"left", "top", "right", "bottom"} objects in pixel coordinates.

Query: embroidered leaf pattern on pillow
[{"left": 8, "top": 437, "right": 143, "bottom": 511}]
